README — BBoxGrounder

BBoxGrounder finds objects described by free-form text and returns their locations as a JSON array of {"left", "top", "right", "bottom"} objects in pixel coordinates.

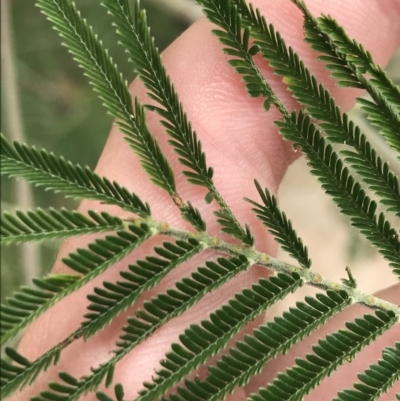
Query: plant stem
[
  {"left": 127, "top": 217, "right": 400, "bottom": 318},
  {"left": 1, "top": 0, "right": 41, "bottom": 284}
]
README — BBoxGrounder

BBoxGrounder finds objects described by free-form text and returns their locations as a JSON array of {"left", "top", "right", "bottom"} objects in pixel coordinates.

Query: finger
[{"left": 14, "top": 0, "right": 400, "bottom": 400}]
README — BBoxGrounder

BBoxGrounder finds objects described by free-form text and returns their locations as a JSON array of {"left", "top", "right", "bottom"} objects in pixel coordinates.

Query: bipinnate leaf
[{"left": 1, "top": 1, "right": 399, "bottom": 400}]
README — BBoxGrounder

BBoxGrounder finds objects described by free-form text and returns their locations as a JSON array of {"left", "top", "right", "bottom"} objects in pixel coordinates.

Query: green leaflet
[
  {"left": 245, "top": 180, "right": 311, "bottom": 268},
  {"left": 1, "top": 208, "right": 125, "bottom": 244},
  {"left": 0, "top": 134, "right": 151, "bottom": 217},
  {"left": 334, "top": 342, "right": 400, "bottom": 401},
  {"left": 97, "top": 384, "right": 125, "bottom": 401}
]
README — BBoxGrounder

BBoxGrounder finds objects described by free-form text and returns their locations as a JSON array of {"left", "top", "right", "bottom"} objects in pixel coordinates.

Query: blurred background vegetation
[{"left": 1, "top": 0, "right": 399, "bottom": 307}]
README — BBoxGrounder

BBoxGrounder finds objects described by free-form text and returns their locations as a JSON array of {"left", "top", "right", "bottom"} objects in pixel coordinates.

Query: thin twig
[
  {"left": 145, "top": 0, "right": 203, "bottom": 23},
  {"left": 126, "top": 217, "right": 400, "bottom": 318},
  {"left": 1, "top": 0, "right": 41, "bottom": 284}
]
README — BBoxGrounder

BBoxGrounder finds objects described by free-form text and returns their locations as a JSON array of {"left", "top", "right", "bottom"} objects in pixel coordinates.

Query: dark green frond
[
  {"left": 0, "top": 134, "right": 150, "bottom": 216},
  {"left": 334, "top": 342, "right": 400, "bottom": 401},
  {"left": 102, "top": 0, "right": 212, "bottom": 188},
  {"left": 82, "top": 238, "right": 204, "bottom": 339},
  {"left": 0, "top": 347, "right": 61, "bottom": 397},
  {"left": 275, "top": 112, "right": 400, "bottom": 275},
  {"left": 0, "top": 224, "right": 152, "bottom": 344},
  {"left": 1, "top": 208, "right": 124, "bottom": 244},
  {"left": 214, "top": 210, "right": 254, "bottom": 246},
  {"left": 162, "top": 290, "right": 351, "bottom": 401},
  {"left": 26, "top": 256, "right": 250, "bottom": 401},
  {"left": 291, "top": 0, "right": 400, "bottom": 153},
  {"left": 101, "top": 0, "right": 247, "bottom": 238},
  {"left": 233, "top": 0, "right": 400, "bottom": 216},
  {"left": 0, "top": 274, "right": 79, "bottom": 345},
  {"left": 134, "top": 273, "right": 302, "bottom": 401},
  {"left": 317, "top": 15, "right": 400, "bottom": 112},
  {"left": 314, "top": 19, "right": 400, "bottom": 154},
  {"left": 245, "top": 180, "right": 311, "bottom": 268},
  {"left": 37, "top": 0, "right": 176, "bottom": 193},
  {"left": 355, "top": 95, "right": 400, "bottom": 157},
  {"left": 181, "top": 202, "right": 207, "bottom": 232},
  {"left": 195, "top": 0, "right": 275, "bottom": 105},
  {"left": 124, "top": 99, "right": 176, "bottom": 192},
  {"left": 249, "top": 310, "right": 397, "bottom": 401},
  {"left": 340, "top": 137, "right": 400, "bottom": 218}
]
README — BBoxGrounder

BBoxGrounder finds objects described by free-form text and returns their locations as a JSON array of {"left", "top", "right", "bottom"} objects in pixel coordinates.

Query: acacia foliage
[{"left": 0, "top": 0, "right": 399, "bottom": 400}]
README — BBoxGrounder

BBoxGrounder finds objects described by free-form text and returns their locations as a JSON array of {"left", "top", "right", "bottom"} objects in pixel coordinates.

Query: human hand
[{"left": 14, "top": 0, "right": 400, "bottom": 400}]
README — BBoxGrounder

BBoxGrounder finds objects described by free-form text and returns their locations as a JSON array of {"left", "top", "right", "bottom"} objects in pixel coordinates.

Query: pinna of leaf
[{"left": 0, "top": 0, "right": 399, "bottom": 401}]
